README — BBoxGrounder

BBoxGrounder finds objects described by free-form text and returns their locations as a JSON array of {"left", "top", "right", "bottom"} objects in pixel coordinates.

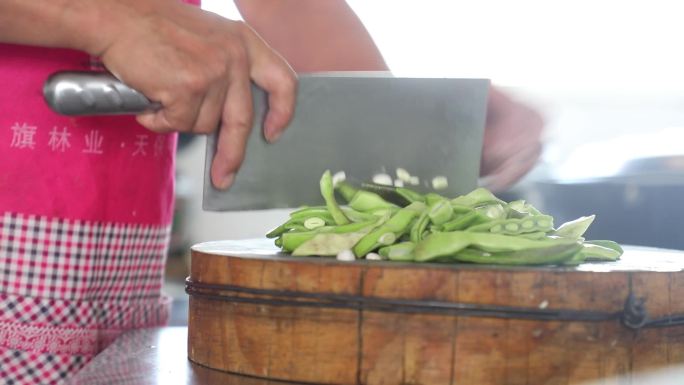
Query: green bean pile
[{"left": 266, "top": 171, "right": 623, "bottom": 265}]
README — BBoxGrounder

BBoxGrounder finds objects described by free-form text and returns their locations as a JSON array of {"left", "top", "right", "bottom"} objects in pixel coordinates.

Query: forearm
[
  {"left": 0, "top": 0, "right": 161, "bottom": 55},
  {"left": 235, "top": 0, "right": 388, "bottom": 72}
]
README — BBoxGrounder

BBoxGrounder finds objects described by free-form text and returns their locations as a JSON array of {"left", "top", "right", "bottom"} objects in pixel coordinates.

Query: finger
[
  {"left": 258, "top": 63, "right": 297, "bottom": 142},
  {"left": 192, "top": 81, "right": 228, "bottom": 135},
  {"left": 480, "top": 101, "right": 545, "bottom": 177},
  {"left": 238, "top": 25, "right": 297, "bottom": 142},
  {"left": 484, "top": 143, "right": 542, "bottom": 192},
  {"left": 210, "top": 68, "right": 253, "bottom": 190},
  {"left": 136, "top": 95, "right": 203, "bottom": 134}
]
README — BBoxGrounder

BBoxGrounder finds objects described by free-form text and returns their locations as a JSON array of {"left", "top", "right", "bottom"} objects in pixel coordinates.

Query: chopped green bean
[
  {"left": 320, "top": 170, "right": 350, "bottom": 225},
  {"left": 341, "top": 207, "right": 378, "bottom": 222},
  {"left": 425, "top": 193, "right": 448, "bottom": 206},
  {"left": 451, "top": 242, "right": 582, "bottom": 265},
  {"left": 395, "top": 187, "right": 425, "bottom": 204},
  {"left": 349, "top": 191, "right": 397, "bottom": 212},
  {"left": 379, "top": 242, "right": 416, "bottom": 261},
  {"left": 289, "top": 208, "right": 334, "bottom": 222},
  {"left": 578, "top": 243, "right": 622, "bottom": 261},
  {"left": 336, "top": 181, "right": 359, "bottom": 203},
  {"left": 554, "top": 215, "right": 595, "bottom": 238},
  {"left": 450, "top": 188, "right": 504, "bottom": 207},
  {"left": 414, "top": 231, "right": 578, "bottom": 262},
  {"left": 410, "top": 211, "right": 430, "bottom": 243},
  {"left": 475, "top": 203, "right": 507, "bottom": 220},
  {"left": 427, "top": 198, "right": 454, "bottom": 225},
  {"left": 270, "top": 171, "right": 622, "bottom": 267},
  {"left": 293, "top": 231, "right": 369, "bottom": 257},
  {"left": 304, "top": 217, "right": 326, "bottom": 230},
  {"left": 507, "top": 200, "right": 542, "bottom": 218},
  {"left": 281, "top": 219, "right": 378, "bottom": 252},
  {"left": 441, "top": 211, "right": 488, "bottom": 232},
  {"left": 584, "top": 240, "right": 624, "bottom": 254},
  {"left": 517, "top": 231, "right": 548, "bottom": 240},
  {"left": 353, "top": 202, "right": 425, "bottom": 257},
  {"left": 467, "top": 215, "right": 554, "bottom": 235}
]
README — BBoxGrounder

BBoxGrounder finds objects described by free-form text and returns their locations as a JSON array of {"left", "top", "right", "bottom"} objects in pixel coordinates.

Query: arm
[
  {"left": 0, "top": 0, "right": 114, "bottom": 53},
  {"left": 235, "top": 0, "right": 387, "bottom": 72},
  {"left": 0, "top": 0, "right": 296, "bottom": 190}
]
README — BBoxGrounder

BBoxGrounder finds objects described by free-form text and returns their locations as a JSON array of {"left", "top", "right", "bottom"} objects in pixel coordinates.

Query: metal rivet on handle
[
  {"left": 78, "top": 90, "right": 97, "bottom": 108},
  {"left": 104, "top": 84, "right": 123, "bottom": 107}
]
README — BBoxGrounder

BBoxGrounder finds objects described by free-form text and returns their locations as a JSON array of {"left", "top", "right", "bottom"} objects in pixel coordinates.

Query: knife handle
[{"left": 43, "top": 71, "right": 160, "bottom": 116}]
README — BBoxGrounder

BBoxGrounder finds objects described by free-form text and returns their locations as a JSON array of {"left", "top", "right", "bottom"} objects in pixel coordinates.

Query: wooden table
[
  {"left": 68, "top": 327, "right": 684, "bottom": 385},
  {"left": 66, "top": 327, "right": 302, "bottom": 385}
]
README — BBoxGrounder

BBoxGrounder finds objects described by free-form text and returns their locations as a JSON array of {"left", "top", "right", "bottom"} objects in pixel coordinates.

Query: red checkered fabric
[
  {"left": 0, "top": 212, "right": 169, "bottom": 301},
  {"left": 0, "top": 212, "right": 172, "bottom": 384},
  {"left": 0, "top": 345, "right": 89, "bottom": 385}
]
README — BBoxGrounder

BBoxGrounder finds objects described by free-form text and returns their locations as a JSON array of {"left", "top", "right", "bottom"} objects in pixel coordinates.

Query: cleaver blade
[{"left": 203, "top": 74, "right": 489, "bottom": 210}]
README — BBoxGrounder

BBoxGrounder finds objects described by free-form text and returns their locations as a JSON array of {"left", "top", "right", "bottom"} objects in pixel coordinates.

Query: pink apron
[{"left": 0, "top": 1, "right": 200, "bottom": 380}]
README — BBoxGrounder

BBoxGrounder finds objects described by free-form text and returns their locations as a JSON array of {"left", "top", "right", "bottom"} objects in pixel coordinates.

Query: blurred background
[{"left": 165, "top": 0, "right": 684, "bottom": 324}]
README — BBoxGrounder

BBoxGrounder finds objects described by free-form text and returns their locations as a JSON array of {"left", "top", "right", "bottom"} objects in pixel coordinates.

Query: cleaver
[{"left": 44, "top": 71, "right": 489, "bottom": 210}]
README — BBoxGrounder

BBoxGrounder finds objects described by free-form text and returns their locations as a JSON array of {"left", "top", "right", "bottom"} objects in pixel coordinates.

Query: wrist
[{"left": 59, "top": 0, "right": 165, "bottom": 56}]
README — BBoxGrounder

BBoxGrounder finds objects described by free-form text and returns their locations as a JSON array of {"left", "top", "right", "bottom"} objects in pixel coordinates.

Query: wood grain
[{"left": 188, "top": 240, "right": 684, "bottom": 385}]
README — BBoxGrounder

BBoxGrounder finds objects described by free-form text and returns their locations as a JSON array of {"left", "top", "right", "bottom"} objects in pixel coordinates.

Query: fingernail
[
  {"left": 264, "top": 113, "right": 283, "bottom": 143},
  {"left": 216, "top": 173, "right": 235, "bottom": 190},
  {"left": 266, "top": 128, "right": 283, "bottom": 143}
]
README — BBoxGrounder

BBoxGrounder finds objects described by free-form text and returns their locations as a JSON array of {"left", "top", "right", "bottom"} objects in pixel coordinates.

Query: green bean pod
[
  {"left": 395, "top": 187, "right": 425, "bottom": 204},
  {"left": 266, "top": 221, "right": 308, "bottom": 239},
  {"left": 320, "top": 170, "right": 350, "bottom": 225},
  {"left": 292, "top": 231, "right": 370, "bottom": 257},
  {"left": 289, "top": 208, "right": 334, "bottom": 222},
  {"left": 507, "top": 200, "right": 542, "bottom": 218},
  {"left": 410, "top": 211, "right": 430, "bottom": 243},
  {"left": 281, "top": 219, "right": 379, "bottom": 252},
  {"left": 584, "top": 240, "right": 623, "bottom": 254},
  {"left": 475, "top": 203, "right": 507, "bottom": 220},
  {"left": 378, "top": 242, "right": 416, "bottom": 261},
  {"left": 578, "top": 243, "right": 622, "bottom": 261},
  {"left": 335, "top": 181, "right": 397, "bottom": 212},
  {"left": 414, "top": 231, "right": 579, "bottom": 262},
  {"left": 266, "top": 225, "right": 287, "bottom": 239},
  {"left": 467, "top": 215, "right": 554, "bottom": 235},
  {"left": 466, "top": 232, "right": 577, "bottom": 253},
  {"left": 267, "top": 209, "right": 337, "bottom": 238},
  {"left": 335, "top": 181, "right": 359, "bottom": 203},
  {"left": 441, "top": 211, "right": 488, "bottom": 232},
  {"left": 450, "top": 204, "right": 474, "bottom": 214},
  {"left": 425, "top": 193, "right": 448, "bottom": 206},
  {"left": 341, "top": 207, "right": 378, "bottom": 222},
  {"left": 450, "top": 188, "right": 505, "bottom": 208},
  {"left": 413, "top": 232, "right": 472, "bottom": 262},
  {"left": 370, "top": 207, "right": 399, "bottom": 218},
  {"left": 427, "top": 198, "right": 454, "bottom": 225},
  {"left": 271, "top": 171, "right": 622, "bottom": 267},
  {"left": 281, "top": 231, "right": 317, "bottom": 253},
  {"left": 517, "top": 231, "right": 548, "bottom": 240},
  {"left": 349, "top": 191, "right": 397, "bottom": 212},
  {"left": 304, "top": 217, "right": 326, "bottom": 230},
  {"left": 289, "top": 205, "right": 327, "bottom": 216},
  {"left": 451, "top": 242, "right": 583, "bottom": 265},
  {"left": 554, "top": 215, "right": 596, "bottom": 238},
  {"left": 353, "top": 202, "right": 425, "bottom": 257}
]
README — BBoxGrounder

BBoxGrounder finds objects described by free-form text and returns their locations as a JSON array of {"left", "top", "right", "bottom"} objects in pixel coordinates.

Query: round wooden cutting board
[{"left": 187, "top": 239, "right": 684, "bottom": 385}]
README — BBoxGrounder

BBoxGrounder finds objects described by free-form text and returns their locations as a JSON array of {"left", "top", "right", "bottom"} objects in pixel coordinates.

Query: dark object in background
[{"left": 518, "top": 155, "right": 684, "bottom": 250}]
